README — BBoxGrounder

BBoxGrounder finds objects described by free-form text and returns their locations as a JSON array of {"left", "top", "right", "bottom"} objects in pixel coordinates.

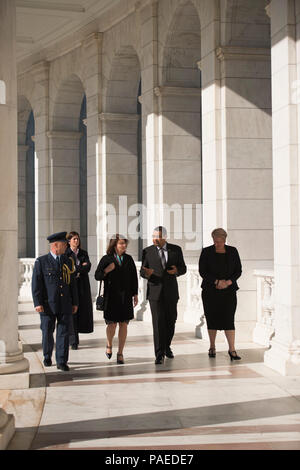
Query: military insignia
[{"left": 62, "top": 257, "right": 76, "bottom": 285}]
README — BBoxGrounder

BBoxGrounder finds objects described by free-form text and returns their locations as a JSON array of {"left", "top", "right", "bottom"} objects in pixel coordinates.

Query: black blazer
[
  {"left": 94, "top": 253, "right": 138, "bottom": 316},
  {"left": 140, "top": 243, "right": 187, "bottom": 301},
  {"left": 198, "top": 245, "right": 242, "bottom": 291}
]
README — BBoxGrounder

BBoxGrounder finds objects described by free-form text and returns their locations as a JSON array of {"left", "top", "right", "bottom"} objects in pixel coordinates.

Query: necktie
[
  {"left": 56, "top": 256, "right": 61, "bottom": 271},
  {"left": 159, "top": 248, "right": 166, "bottom": 269}
]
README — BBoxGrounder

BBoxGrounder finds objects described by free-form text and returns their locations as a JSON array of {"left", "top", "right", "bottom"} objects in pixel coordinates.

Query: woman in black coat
[
  {"left": 94, "top": 234, "right": 138, "bottom": 364},
  {"left": 66, "top": 231, "right": 94, "bottom": 349},
  {"left": 198, "top": 228, "right": 242, "bottom": 360}
]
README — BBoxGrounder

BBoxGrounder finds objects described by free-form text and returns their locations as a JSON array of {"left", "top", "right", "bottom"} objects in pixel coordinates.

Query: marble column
[
  {"left": 139, "top": 0, "right": 160, "bottom": 247},
  {"left": 47, "top": 130, "right": 82, "bottom": 235},
  {"left": 0, "top": 0, "right": 29, "bottom": 388},
  {"left": 0, "top": 0, "right": 29, "bottom": 449},
  {"left": 83, "top": 33, "right": 102, "bottom": 297},
  {"left": 99, "top": 113, "right": 140, "bottom": 259},
  {"left": 264, "top": 0, "right": 300, "bottom": 375},
  {"left": 215, "top": 45, "right": 273, "bottom": 341}
]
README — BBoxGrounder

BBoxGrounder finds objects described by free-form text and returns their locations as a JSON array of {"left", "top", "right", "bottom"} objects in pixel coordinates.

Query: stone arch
[
  {"left": 49, "top": 74, "right": 87, "bottom": 238},
  {"left": 162, "top": 0, "right": 201, "bottom": 88},
  {"left": 221, "top": 0, "right": 270, "bottom": 47},
  {"left": 51, "top": 73, "right": 85, "bottom": 132},
  {"left": 104, "top": 45, "right": 141, "bottom": 114},
  {"left": 17, "top": 95, "right": 35, "bottom": 257},
  {"left": 102, "top": 46, "right": 141, "bottom": 259}
]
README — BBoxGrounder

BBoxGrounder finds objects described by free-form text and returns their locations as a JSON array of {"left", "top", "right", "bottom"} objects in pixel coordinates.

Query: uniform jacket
[
  {"left": 198, "top": 244, "right": 242, "bottom": 291},
  {"left": 140, "top": 243, "right": 187, "bottom": 301},
  {"left": 32, "top": 252, "right": 79, "bottom": 315}
]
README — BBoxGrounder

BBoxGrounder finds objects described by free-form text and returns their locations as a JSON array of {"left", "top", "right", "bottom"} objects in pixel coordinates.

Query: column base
[
  {"left": 0, "top": 408, "right": 15, "bottom": 450},
  {"left": 264, "top": 340, "right": 300, "bottom": 376},
  {"left": 0, "top": 358, "right": 30, "bottom": 390}
]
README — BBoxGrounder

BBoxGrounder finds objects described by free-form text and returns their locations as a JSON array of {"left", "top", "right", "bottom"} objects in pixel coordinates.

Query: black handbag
[{"left": 96, "top": 280, "right": 105, "bottom": 311}]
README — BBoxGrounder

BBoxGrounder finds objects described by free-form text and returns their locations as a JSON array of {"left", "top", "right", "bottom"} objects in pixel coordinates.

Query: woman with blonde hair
[
  {"left": 198, "top": 228, "right": 242, "bottom": 360},
  {"left": 94, "top": 234, "right": 138, "bottom": 364}
]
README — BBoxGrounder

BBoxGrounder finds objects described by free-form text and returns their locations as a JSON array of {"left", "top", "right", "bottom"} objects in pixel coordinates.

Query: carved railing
[
  {"left": 253, "top": 269, "right": 275, "bottom": 346},
  {"left": 183, "top": 265, "right": 206, "bottom": 338},
  {"left": 18, "top": 258, "right": 35, "bottom": 301}
]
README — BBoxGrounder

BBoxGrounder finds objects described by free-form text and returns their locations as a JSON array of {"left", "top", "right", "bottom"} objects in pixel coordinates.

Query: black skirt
[{"left": 202, "top": 288, "right": 237, "bottom": 330}]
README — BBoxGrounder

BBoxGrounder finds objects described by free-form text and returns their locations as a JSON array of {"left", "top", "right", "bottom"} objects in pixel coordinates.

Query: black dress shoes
[
  {"left": 155, "top": 355, "right": 164, "bottom": 365},
  {"left": 57, "top": 363, "right": 70, "bottom": 371},
  {"left": 43, "top": 358, "right": 52, "bottom": 367},
  {"left": 165, "top": 348, "right": 174, "bottom": 359}
]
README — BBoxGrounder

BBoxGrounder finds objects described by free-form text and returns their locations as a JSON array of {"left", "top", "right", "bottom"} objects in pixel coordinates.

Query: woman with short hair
[
  {"left": 94, "top": 234, "right": 138, "bottom": 364},
  {"left": 198, "top": 228, "right": 242, "bottom": 360}
]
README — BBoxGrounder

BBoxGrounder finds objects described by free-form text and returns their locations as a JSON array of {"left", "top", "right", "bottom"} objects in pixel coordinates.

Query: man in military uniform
[{"left": 32, "top": 232, "right": 79, "bottom": 371}]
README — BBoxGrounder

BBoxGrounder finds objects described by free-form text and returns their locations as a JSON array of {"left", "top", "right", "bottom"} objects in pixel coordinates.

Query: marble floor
[{"left": 2, "top": 304, "right": 300, "bottom": 450}]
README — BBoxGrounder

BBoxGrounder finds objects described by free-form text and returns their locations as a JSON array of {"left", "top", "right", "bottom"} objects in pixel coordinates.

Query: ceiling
[{"left": 16, "top": 0, "right": 120, "bottom": 64}]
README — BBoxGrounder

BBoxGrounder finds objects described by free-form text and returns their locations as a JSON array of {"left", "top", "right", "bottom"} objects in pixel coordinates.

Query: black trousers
[
  {"left": 69, "top": 312, "right": 79, "bottom": 346},
  {"left": 149, "top": 296, "right": 178, "bottom": 358},
  {"left": 40, "top": 312, "right": 70, "bottom": 364}
]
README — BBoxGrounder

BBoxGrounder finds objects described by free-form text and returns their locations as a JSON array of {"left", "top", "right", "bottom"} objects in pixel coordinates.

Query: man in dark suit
[
  {"left": 32, "top": 232, "right": 78, "bottom": 371},
  {"left": 141, "top": 226, "right": 187, "bottom": 364}
]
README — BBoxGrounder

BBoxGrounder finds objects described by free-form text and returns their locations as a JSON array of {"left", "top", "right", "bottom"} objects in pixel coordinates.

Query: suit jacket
[
  {"left": 32, "top": 252, "right": 79, "bottom": 316},
  {"left": 198, "top": 244, "right": 242, "bottom": 291},
  {"left": 140, "top": 243, "right": 187, "bottom": 301}
]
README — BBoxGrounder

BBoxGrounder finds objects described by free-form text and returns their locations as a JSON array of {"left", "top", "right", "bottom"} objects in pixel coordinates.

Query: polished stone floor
[{"left": 2, "top": 304, "right": 300, "bottom": 450}]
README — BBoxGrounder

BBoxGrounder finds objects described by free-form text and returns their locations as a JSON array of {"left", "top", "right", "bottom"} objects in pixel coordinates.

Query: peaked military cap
[{"left": 47, "top": 231, "right": 68, "bottom": 243}]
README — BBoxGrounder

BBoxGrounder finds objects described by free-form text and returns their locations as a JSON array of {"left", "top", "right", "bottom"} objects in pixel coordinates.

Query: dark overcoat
[
  {"left": 66, "top": 247, "right": 94, "bottom": 333},
  {"left": 94, "top": 253, "right": 138, "bottom": 322}
]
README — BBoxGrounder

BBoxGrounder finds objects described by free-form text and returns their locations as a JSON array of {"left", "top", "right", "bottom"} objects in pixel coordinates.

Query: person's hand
[
  {"left": 104, "top": 262, "right": 115, "bottom": 274},
  {"left": 133, "top": 295, "right": 138, "bottom": 307},
  {"left": 82, "top": 262, "right": 88, "bottom": 266},
  {"left": 167, "top": 265, "right": 178, "bottom": 275},
  {"left": 72, "top": 305, "right": 78, "bottom": 314},
  {"left": 142, "top": 266, "right": 154, "bottom": 278},
  {"left": 35, "top": 305, "right": 44, "bottom": 313},
  {"left": 216, "top": 280, "right": 228, "bottom": 289}
]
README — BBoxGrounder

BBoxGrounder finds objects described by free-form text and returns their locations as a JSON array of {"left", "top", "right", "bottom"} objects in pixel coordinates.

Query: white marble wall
[{"left": 264, "top": 0, "right": 300, "bottom": 375}]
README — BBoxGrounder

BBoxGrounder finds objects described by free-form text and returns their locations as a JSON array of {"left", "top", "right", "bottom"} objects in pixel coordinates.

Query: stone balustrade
[
  {"left": 18, "top": 258, "right": 35, "bottom": 302},
  {"left": 253, "top": 269, "right": 275, "bottom": 347}
]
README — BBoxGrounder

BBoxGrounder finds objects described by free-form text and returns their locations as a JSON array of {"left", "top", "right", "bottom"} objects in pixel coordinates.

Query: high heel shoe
[
  {"left": 117, "top": 353, "right": 124, "bottom": 364},
  {"left": 106, "top": 345, "right": 112, "bottom": 359},
  {"left": 228, "top": 350, "right": 241, "bottom": 361},
  {"left": 208, "top": 348, "right": 216, "bottom": 358}
]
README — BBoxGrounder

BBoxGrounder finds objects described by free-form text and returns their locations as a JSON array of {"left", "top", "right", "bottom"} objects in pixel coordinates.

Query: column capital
[
  {"left": 29, "top": 60, "right": 50, "bottom": 86},
  {"left": 99, "top": 112, "right": 140, "bottom": 122},
  {"left": 154, "top": 86, "right": 201, "bottom": 97},
  {"left": 216, "top": 46, "right": 270, "bottom": 62},
  {"left": 47, "top": 130, "right": 82, "bottom": 140},
  {"left": 81, "top": 32, "right": 102, "bottom": 49}
]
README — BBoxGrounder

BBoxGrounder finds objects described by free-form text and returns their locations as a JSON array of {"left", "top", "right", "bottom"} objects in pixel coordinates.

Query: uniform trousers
[
  {"left": 40, "top": 312, "right": 71, "bottom": 364},
  {"left": 149, "top": 296, "right": 178, "bottom": 358}
]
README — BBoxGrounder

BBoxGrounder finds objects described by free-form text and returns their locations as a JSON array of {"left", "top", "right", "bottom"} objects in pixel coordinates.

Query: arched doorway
[{"left": 17, "top": 96, "right": 35, "bottom": 258}]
